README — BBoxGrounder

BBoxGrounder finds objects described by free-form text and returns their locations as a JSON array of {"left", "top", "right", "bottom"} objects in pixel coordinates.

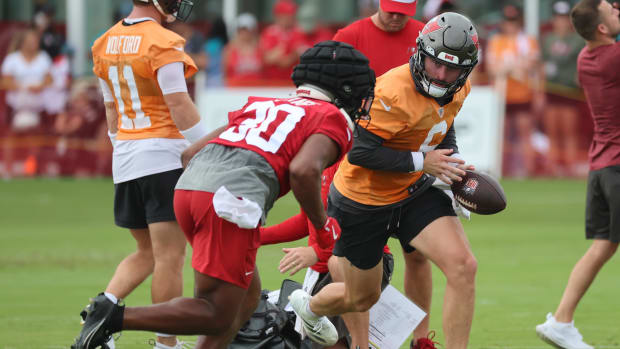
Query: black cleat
[{"left": 71, "top": 293, "right": 124, "bottom": 349}]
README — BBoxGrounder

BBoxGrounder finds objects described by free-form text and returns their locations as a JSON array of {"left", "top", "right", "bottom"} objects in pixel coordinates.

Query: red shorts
[{"left": 174, "top": 189, "right": 260, "bottom": 289}]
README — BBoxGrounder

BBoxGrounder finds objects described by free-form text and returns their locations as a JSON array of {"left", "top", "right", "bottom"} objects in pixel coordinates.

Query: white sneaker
[
  {"left": 536, "top": 313, "right": 594, "bottom": 349},
  {"left": 288, "top": 289, "right": 338, "bottom": 346}
]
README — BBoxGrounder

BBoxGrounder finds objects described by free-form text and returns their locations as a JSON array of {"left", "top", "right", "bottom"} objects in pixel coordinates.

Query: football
[{"left": 451, "top": 170, "right": 507, "bottom": 215}]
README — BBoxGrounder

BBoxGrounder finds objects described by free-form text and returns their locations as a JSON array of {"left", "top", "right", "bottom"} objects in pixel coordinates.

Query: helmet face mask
[
  {"left": 410, "top": 12, "right": 479, "bottom": 99},
  {"left": 292, "top": 41, "right": 376, "bottom": 123},
  {"left": 150, "top": 0, "right": 196, "bottom": 22}
]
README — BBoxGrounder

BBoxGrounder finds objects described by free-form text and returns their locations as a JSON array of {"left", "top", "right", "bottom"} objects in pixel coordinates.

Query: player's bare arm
[
  {"left": 289, "top": 133, "right": 340, "bottom": 230},
  {"left": 103, "top": 102, "right": 119, "bottom": 134},
  {"left": 163, "top": 92, "right": 202, "bottom": 130},
  {"left": 180, "top": 125, "right": 227, "bottom": 168}
]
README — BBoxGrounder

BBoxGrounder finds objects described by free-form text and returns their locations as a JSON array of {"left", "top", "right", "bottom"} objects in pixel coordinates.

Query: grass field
[{"left": 0, "top": 178, "right": 619, "bottom": 349}]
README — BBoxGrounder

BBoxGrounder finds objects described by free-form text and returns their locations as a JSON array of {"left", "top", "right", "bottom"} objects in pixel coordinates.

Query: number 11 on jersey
[{"left": 108, "top": 65, "right": 152, "bottom": 130}]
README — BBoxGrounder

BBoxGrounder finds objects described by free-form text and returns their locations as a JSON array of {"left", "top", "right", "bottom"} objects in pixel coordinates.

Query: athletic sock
[{"left": 104, "top": 292, "right": 118, "bottom": 304}]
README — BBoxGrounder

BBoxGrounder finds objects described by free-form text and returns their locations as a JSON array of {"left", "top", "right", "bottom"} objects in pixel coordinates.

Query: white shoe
[
  {"left": 288, "top": 289, "right": 338, "bottom": 346},
  {"left": 536, "top": 313, "right": 594, "bottom": 349}
]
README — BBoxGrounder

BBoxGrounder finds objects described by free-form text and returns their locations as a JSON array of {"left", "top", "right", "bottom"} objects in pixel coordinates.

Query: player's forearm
[
  {"left": 290, "top": 165, "right": 326, "bottom": 230},
  {"left": 104, "top": 103, "right": 118, "bottom": 134},
  {"left": 167, "top": 93, "right": 201, "bottom": 130},
  {"left": 259, "top": 212, "right": 309, "bottom": 245},
  {"left": 181, "top": 125, "right": 226, "bottom": 167}
]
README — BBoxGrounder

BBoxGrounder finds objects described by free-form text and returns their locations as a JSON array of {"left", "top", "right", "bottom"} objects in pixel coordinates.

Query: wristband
[
  {"left": 411, "top": 152, "right": 424, "bottom": 172},
  {"left": 180, "top": 118, "right": 210, "bottom": 143}
]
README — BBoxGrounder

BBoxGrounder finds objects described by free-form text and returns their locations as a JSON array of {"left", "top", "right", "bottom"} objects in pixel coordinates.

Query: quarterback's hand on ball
[
  {"left": 423, "top": 149, "right": 467, "bottom": 184},
  {"left": 279, "top": 247, "right": 318, "bottom": 276}
]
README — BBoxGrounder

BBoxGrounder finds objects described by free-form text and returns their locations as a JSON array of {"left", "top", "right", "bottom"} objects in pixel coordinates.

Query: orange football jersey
[
  {"left": 334, "top": 63, "right": 471, "bottom": 206},
  {"left": 92, "top": 20, "right": 198, "bottom": 140}
]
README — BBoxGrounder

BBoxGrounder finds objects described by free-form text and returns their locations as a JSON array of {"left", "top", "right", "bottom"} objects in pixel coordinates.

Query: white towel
[{"left": 212, "top": 186, "right": 263, "bottom": 229}]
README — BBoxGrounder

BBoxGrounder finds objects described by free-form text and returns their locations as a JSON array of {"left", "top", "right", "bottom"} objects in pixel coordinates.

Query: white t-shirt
[{"left": 1, "top": 51, "right": 52, "bottom": 112}]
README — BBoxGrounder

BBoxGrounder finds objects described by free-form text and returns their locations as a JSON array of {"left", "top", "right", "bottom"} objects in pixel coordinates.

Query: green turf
[{"left": 0, "top": 178, "right": 618, "bottom": 348}]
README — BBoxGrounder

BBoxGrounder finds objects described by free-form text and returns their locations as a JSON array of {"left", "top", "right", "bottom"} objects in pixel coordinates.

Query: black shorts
[
  {"left": 304, "top": 252, "right": 394, "bottom": 348},
  {"left": 331, "top": 187, "right": 456, "bottom": 270},
  {"left": 586, "top": 165, "right": 620, "bottom": 242},
  {"left": 114, "top": 169, "right": 183, "bottom": 229}
]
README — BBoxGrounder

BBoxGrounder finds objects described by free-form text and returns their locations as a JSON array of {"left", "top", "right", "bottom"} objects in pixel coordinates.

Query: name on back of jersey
[{"left": 106, "top": 35, "right": 142, "bottom": 55}]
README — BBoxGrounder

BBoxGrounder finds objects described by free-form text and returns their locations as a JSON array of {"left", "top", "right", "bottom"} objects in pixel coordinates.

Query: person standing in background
[
  {"left": 334, "top": 0, "right": 424, "bottom": 77},
  {"left": 333, "top": 2, "right": 438, "bottom": 348},
  {"left": 204, "top": 17, "right": 229, "bottom": 87},
  {"left": 0, "top": 29, "right": 52, "bottom": 178},
  {"left": 486, "top": 4, "right": 545, "bottom": 177},
  {"left": 259, "top": 0, "right": 303, "bottom": 85},
  {"left": 222, "top": 13, "right": 263, "bottom": 86},
  {"left": 536, "top": 1, "right": 620, "bottom": 349},
  {"left": 540, "top": 1, "right": 585, "bottom": 177}
]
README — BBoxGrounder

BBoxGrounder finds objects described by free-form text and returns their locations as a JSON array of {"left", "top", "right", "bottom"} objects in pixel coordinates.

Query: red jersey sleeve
[
  {"left": 259, "top": 211, "right": 309, "bottom": 245},
  {"left": 314, "top": 109, "right": 353, "bottom": 162}
]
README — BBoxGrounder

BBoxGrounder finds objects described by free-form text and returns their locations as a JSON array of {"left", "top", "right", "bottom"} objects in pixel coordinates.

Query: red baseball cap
[
  {"left": 273, "top": 0, "right": 297, "bottom": 16},
  {"left": 380, "top": 0, "right": 417, "bottom": 16}
]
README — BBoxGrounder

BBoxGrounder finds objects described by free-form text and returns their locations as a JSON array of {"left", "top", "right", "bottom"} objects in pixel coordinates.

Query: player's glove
[{"left": 310, "top": 217, "right": 341, "bottom": 249}]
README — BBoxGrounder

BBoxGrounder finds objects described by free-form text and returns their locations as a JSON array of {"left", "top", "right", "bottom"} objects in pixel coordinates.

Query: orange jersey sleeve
[
  {"left": 92, "top": 20, "right": 198, "bottom": 140},
  {"left": 334, "top": 64, "right": 471, "bottom": 205}
]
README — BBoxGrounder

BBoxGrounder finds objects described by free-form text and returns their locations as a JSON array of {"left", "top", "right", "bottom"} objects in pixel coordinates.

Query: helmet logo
[
  {"left": 421, "top": 18, "right": 442, "bottom": 35},
  {"left": 438, "top": 52, "right": 459, "bottom": 64},
  {"left": 343, "top": 85, "right": 352, "bottom": 93},
  {"left": 471, "top": 34, "right": 480, "bottom": 49},
  {"left": 332, "top": 50, "right": 337, "bottom": 60}
]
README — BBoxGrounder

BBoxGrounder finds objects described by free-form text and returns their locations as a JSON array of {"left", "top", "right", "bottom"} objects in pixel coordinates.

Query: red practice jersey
[
  {"left": 577, "top": 43, "right": 620, "bottom": 170},
  {"left": 333, "top": 17, "right": 425, "bottom": 77},
  {"left": 211, "top": 96, "right": 353, "bottom": 197}
]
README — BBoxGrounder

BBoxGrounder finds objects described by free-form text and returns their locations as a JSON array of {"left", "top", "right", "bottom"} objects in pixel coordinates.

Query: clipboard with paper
[{"left": 368, "top": 285, "right": 427, "bottom": 349}]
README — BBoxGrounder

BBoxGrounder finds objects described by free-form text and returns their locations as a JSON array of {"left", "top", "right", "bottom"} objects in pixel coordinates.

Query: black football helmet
[
  {"left": 410, "top": 12, "right": 479, "bottom": 98},
  {"left": 136, "top": 0, "right": 196, "bottom": 22},
  {"left": 292, "top": 40, "right": 376, "bottom": 123}
]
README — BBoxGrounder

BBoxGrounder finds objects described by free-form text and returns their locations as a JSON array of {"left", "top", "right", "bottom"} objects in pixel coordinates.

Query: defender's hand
[
  {"left": 279, "top": 247, "right": 318, "bottom": 276},
  {"left": 423, "top": 149, "right": 467, "bottom": 184}
]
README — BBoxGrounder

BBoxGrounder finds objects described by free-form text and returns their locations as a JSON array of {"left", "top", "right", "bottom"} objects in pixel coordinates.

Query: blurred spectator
[
  {"left": 169, "top": 21, "right": 207, "bottom": 71},
  {"left": 358, "top": 0, "right": 380, "bottom": 19},
  {"left": 259, "top": 0, "right": 303, "bottom": 84},
  {"left": 486, "top": 4, "right": 545, "bottom": 177},
  {"left": 222, "top": 13, "right": 263, "bottom": 86},
  {"left": 541, "top": 1, "right": 585, "bottom": 176},
  {"left": 1, "top": 29, "right": 52, "bottom": 178},
  {"left": 33, "top": 4, "right": 64, "bottom": 60},
  {"left": 54, "top": 78, "right": 110, "bottom": 177},
  {"left": 295, "top": 2, "right": 334, "bottom": 52},
  {"left": 204, "top": 16, "right": 229, "bottom": 87},
  {"left": 422, "top": 0, "right": 457, "bottom": 22}
]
